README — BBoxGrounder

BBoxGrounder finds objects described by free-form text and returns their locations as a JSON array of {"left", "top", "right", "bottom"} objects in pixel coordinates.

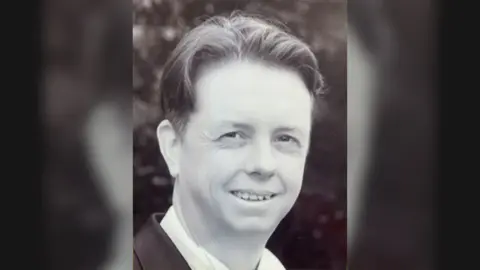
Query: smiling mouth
[{"left": 229, "top": 191, "right": 277, "bottom": 202}]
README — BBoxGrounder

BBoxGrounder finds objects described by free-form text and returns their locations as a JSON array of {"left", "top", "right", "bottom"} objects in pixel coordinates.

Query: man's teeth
[{"left": 231, "top": 191, "right": 274, "bottom": 201}]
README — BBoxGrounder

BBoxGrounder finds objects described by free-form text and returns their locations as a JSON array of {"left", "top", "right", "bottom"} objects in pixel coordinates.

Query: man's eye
[
  {"left": 221, "top": 131, "right": 242, "bottom": 139},
  {"left": 276, "top": 134, "right": 299, "bottom": 144}
]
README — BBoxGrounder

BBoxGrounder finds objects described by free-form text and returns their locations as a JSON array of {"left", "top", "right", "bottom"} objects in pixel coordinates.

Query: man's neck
[
  {"left": 172, "top": 191, "right": 270, "bottom": 270},
  {"left": 201, "top": 230, "right": 267, "bottom": 270}
]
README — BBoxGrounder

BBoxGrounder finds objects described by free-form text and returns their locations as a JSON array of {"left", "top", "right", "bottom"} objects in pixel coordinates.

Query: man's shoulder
[{"left": 133, "top": 213, "right": 190, "bottom": 270}]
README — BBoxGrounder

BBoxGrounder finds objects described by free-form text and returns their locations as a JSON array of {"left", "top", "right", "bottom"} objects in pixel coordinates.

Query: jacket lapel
[{"left": 134, "top": 213, "right": 190, "bottom": 270}]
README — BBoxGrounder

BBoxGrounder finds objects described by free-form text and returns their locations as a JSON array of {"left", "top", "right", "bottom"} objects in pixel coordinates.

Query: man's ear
[{"left": 156, "top": 119, "right": 181, "bottom": 178}]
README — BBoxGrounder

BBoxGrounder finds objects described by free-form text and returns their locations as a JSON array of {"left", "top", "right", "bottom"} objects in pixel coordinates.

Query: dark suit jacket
[{"left": 134, "top": 213, "right": 191, "bottom": 270}]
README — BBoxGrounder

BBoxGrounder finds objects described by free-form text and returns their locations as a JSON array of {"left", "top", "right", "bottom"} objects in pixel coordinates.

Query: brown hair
[{"left": 159, "top": 11, "right": 326, "bottom": 133}]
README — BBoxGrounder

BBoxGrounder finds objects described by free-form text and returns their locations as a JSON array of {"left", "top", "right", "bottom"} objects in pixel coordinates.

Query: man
[{"left": 134, "top": 13, "right": 326, "bottom": 270}]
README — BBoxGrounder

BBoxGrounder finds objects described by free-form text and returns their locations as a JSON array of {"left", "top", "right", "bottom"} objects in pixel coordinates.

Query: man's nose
[{"left": 245, "top": 141, "right": 277, "bottom": 180}]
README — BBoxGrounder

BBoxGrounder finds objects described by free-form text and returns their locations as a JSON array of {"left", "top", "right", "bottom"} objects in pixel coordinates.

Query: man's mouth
[{"left": 229, "top": 190, "right": 277, "bottom": 202}]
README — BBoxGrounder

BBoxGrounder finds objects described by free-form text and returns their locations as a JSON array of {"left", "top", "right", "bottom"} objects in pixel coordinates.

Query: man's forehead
[
  {"left": 195, "top": 60, "right": 309, "bottom": 97},
  {"left": 193, "top": 92, "right": 313, "bottom": 132},
  {"left": 190, "top": 60, "right": 313, "bottom": 128}
]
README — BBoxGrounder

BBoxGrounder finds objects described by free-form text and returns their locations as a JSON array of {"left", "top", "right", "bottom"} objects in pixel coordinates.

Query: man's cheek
[
  {"left": 209, "top": 150, "right": 247, "bottom": 169},
  {"left": 291, "top": 181, "right": 303, "bottom": 197},
  {"left": 281, "top": 168, "right": 304, "bottom": 193},
  {"left": 282, "top": 158, "right": 307, "bottom": 178}
]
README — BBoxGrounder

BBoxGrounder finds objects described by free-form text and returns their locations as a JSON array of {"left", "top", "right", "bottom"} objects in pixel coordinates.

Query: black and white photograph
[{"left": 133, "top": 1, "right": 347, "bottom": 269}]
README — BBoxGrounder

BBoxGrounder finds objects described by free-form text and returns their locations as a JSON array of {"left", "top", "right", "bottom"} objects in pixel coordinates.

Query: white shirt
[{"left": 160, "top": 206, "right": 286, "bottom": 270}]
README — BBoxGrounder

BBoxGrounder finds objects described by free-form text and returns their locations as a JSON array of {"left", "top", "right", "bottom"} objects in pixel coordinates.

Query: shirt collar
[{"left": 160, "top": 206, "right": 285, "bottom": 270}]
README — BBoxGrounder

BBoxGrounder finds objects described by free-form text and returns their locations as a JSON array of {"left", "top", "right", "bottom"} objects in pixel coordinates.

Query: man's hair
[{"left": 159, "top": 12, "right": 326, "bottom": 133}]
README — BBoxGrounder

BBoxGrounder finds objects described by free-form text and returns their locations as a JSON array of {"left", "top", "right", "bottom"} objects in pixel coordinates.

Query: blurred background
[
  {"left": 133, "top": 0, "right": 346, "bottom": 269},
  {"left": 43, "top": 0, "right": 132, "bottom": 269},
  {"left": 41, "top": 0, "right": 436, "bottom": 269},
  {"left": 348, "top": 0, "right": 436, "bottom": 269}
]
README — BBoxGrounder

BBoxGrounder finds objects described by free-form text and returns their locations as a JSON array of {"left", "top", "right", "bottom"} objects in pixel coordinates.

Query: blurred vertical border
[
  {"left": 41, "top": 0, "right": 132, "bottom": 269},
  {"left": 348, "top": 0, "right": 437, "bottom": 269}
]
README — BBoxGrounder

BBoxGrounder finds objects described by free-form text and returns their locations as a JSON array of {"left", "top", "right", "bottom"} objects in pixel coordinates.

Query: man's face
[{"left": 175, "top": 60, "right": 313, "bottom": 234}]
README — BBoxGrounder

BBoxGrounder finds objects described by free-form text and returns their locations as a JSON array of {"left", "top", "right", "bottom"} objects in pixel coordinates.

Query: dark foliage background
[{"left": 133, "top": 0, "right": 346, "bottom": 269}]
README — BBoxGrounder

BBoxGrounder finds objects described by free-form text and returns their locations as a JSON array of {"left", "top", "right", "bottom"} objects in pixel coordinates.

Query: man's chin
[
  {"left": 224, "top": 215, "right": 279, "bottom": 235},
  {"left": 211, "top": 195, "right": 286, "bottom": 234}
]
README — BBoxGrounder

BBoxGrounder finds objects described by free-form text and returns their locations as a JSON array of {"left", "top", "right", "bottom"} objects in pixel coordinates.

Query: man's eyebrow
[
  {"left": 215, "top": 122, "right": 307, "bottom": 136},
  {"left": 275, "top": 126, "right": 306, "bottom": 136},
  {"left": 216, "top": 121, "right": 254, "bottom": 131}
]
